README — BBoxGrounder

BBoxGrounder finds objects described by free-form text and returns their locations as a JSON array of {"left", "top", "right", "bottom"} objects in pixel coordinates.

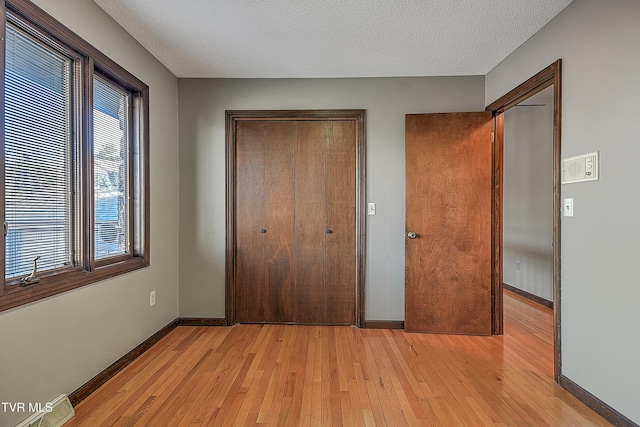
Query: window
[
  {"left": 0, "top": 0, "right": 149, "bottom": 312},
  {"left": 5, "top": 22, "right": 73, "bottom": 279},
  {"left": 93, "top": 76, "right": 130, "bottom": 261}
]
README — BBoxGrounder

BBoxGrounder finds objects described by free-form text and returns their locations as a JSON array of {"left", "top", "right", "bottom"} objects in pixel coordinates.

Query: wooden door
[
  {"left": 294, "top": 121, "right": 357, "bottom": 325},
  {"left": 294, "top": 121, "right": 326, "bottom": 324},
  {"left": 235, "top": 121, "right": 265, "bottom": 322},
  {"left": 264, "top": 122, "right": 295, "bottom": 323},
  {"left": 233, "top": 114, "right": 359, "bottom": 325},
  {"left": 235, "top": 121, "right": 295, "bottom": 323},
  {"left": 324, "top": 120, "right": 357, "bottom": 325},
  {"left": 405, "top": 112, "right": 493, "bottom": 334}
]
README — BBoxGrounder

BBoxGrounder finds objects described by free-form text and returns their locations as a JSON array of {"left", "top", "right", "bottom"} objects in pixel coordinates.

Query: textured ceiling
[{"left": 93, "top": 0, "right": 573, "bottom": 78}]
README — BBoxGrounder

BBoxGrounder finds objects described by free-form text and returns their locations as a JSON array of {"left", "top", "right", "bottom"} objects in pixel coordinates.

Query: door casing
[
  {"left": 487, "top": 60, "right": 562, "bottom": 381},
  {"left": 225, "top": 110, "right": 366, "bottom": 327}
]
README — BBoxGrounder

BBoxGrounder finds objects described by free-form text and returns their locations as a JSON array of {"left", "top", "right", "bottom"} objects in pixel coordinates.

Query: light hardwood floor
[{"left": 66, "top": 291, "right": 610, "bottom": 426}]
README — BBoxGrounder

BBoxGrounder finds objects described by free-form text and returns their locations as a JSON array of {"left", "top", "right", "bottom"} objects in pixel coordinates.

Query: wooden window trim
[{"left": 0, "top": 0, "right": 150, "bottom": 312}]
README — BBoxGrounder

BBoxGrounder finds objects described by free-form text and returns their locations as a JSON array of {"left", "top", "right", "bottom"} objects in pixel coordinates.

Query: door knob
[{"left": 407, "top": 231, "right": 417, "bottom": 239}]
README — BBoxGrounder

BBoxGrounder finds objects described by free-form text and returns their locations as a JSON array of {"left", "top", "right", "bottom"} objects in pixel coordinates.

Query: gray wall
[
  {"left": 0, "top": 1, "right": 179, "bottom": 426},
  {"left": 7, "top": 0, "right": 637, "bottom": 423},
  {"left": 503, "top": 103, "right": 554, "bottom": 301},
  {"left": 486, "top": 0, "right": 640, "bottom": 422},
  {"left": 178, "top": 77, "right": 485, "bottom": 320}
]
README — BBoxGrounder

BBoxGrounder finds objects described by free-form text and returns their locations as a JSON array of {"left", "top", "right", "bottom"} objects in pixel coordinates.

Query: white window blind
[
  {"left": 4, "top": 24, "right": 72, "bottom": 279},
  {"left": 93, "top": 76, "right": 130, "bottom": 259}
]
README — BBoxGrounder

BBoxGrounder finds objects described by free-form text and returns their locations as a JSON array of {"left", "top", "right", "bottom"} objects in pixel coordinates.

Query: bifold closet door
[
  {"left": 294, "top": 122, "right": 326, "bottom": 324},
  {"left": 235, "top": 121, "right": 295, "bottom": 323},
  {"left": 294, "top": 120, "right": 356, "bottom": 325},
  {"left": 235, "top": 119, "right": 356, "bottom": 325},
  {"left": 323, "top": 120, "right": 356, "bottom": 325}
]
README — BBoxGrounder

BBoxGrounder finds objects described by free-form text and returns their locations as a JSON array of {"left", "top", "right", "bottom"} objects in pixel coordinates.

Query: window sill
[{"left": 0, "top": 257, "right": 149, "bottom": 313}]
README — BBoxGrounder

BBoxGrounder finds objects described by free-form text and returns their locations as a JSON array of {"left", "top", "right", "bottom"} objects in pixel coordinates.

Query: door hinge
[{"left": 491, "top": 131, "right": 495, "bottom": 143}]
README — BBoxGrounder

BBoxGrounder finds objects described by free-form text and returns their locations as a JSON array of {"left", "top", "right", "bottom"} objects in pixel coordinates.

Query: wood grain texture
[
  {"left": 492, "top": 112, "right": 504, "bottom": 335},
  {"left": 264, "top": 121, "right": 295, "bottom": 323},
  {"left": 235, "top": 121, "right": 266, "bottom": 322},
  {"left": 294, "top": 121, "right": 326, "bottom": 324},
  {"left": 324, "top": 120, "right": 357, "bottom": 325},
  {"left": 66, "top": 292, "right": 611, "bottom": 426},
  {"left": 227, "top": 110, "right": 364, "bottom": 326},
  {"left": 552, "top": 61, "right": 562, "bottom": 383},
  {"left": 405, "top": 112, "right": 493, "bottom": 334}
]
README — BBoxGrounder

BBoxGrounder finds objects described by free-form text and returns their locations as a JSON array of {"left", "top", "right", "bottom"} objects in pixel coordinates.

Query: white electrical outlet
[
  {"left": 516, "top": 260, "right": 521, "bottom": 271},
  {"left": 150, "top": 290, "right": 156, "bottom": 306}
]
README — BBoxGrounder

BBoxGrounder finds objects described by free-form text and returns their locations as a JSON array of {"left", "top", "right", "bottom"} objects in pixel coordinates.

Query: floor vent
[{"left": 15, "top": 394, "right": 75, "bottom": 427}]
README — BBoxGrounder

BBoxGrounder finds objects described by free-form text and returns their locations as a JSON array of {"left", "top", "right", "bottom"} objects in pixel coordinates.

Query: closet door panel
[
  {"left": 264, "top": 121, "right": 295, "bottom": 323},
  {"left": 294, "top": 121, "right": 326, "bottom": 324},
  {"left": 325, "top": 120, "right": 357, "bottom": 325},
  {"left": 235, "top": 121, "right": 265, "bottom": 322}
]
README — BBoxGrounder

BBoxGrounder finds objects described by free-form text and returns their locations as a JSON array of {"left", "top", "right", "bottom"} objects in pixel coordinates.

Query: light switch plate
[
  {"left": 564, "top": 198, "right": 574, "bottom": 217},
  {"left": 367, "top": 202, "right": 376, "bottom": 215}
]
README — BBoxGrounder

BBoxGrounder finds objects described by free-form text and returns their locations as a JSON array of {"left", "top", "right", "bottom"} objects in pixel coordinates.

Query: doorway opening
[{"left": 487, "top": 60, "right": 562, "bottom": 381}]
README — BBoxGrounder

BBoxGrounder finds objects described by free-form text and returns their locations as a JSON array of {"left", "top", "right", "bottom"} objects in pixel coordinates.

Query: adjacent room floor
[{"left": 66, "top": 291, "right": 610, "bottom": 426}]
